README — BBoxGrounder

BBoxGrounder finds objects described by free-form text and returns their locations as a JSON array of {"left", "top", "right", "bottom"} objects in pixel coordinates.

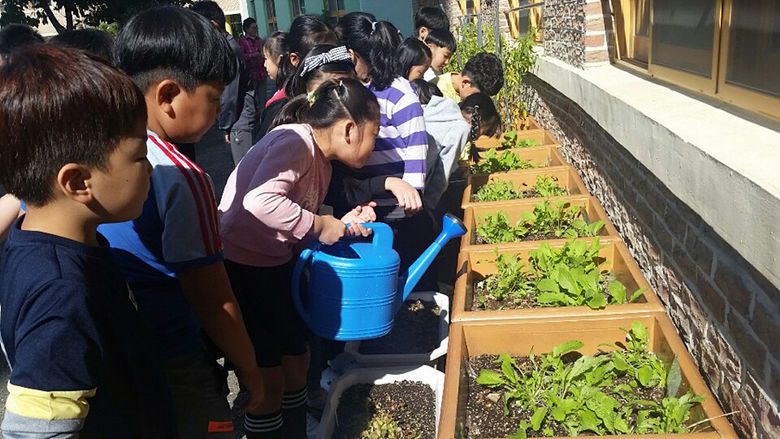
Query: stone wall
[{"left": 521, "top": 74, "right": 780, "bottom": 438}]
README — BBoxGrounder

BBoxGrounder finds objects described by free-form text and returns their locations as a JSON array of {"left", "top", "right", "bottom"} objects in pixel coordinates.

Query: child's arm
[
  {"left": 2, "top": 282, "right": 101, "bottom": 438},
  {"left": 177, "top": 262, "right": 263, "bottom": 413}
]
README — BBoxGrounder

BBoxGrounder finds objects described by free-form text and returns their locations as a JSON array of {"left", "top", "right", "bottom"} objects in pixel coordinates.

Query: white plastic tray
[
  {"left": 316, "top": 365, "right": 445, "bottom": 439},
  {"left": 343, "top": 291, "right": 450, "bottom": 366}
]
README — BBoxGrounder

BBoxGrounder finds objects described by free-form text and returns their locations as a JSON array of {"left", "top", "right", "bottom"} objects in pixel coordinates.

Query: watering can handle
[
  {"left": 291, "top": 243, "right": 316, "bottom": 326},
  {"left": 352, "top": 222, "right": 393, "bottom": 249}
]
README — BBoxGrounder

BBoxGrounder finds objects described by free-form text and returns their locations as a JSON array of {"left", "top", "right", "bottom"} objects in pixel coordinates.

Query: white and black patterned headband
[{"left": 299, "top": 46, "right": 353, "bottom": 77}]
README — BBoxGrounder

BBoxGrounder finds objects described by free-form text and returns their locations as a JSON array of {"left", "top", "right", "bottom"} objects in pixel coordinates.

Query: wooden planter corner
[
  {"left": 474, "top": 130, "right": 560, "bottom": 151},
  {"left": 439, "top": 314, "right": 738, "bottom": 439},
  {"left": 460, "top": 195, "right": 620, "bottom": 252},
  {"left": 461, "top": 166, "right": 590, "bottom": 209},
  {"left": 517, "top": 115, "right": 541, "bottom": 131},
  {"left": 468, "top": 146, "right": 568, "bottom": 172},
  {"left": 451, "top": 236, "right": 664, "bottom": 322}
]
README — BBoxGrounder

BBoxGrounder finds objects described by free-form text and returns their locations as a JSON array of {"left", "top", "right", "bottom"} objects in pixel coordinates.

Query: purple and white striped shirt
[{"left": 362, "top": 77, "right": 428, "bottom": 208}]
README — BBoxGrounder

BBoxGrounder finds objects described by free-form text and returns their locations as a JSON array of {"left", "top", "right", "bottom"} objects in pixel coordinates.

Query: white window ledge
[{"left": 532, "top": 54, "right": 780, "bottom": 288}]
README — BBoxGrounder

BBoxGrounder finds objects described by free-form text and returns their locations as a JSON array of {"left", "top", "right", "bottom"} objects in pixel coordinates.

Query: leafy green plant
[
  {"left": 534, "top": 176, "right": 568, "bottom": 197},
  {"left": 361, "top": 411, "right": 419, "bottom": 439},
  {"left": 475, "top": 322, "right": 706, "bottom": 436},
  {"left": 470, "top": 148, "right": 538, "bottom": 174},
  {"left": 474, "top": 176, "right": 568, "bottom": 203},
  {"left": 476, "top": 238, "right": 645, "bottom": 309},
  {"left": 475, "top": 200, "right": 605, "bottom": 244},
  {"left": 500, "top": 131, "right": 539, "bottom": 149}
]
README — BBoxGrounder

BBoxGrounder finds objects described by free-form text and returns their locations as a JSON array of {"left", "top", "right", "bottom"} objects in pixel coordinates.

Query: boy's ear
[
  {"left": 155, "top": 79, "right": 182, "bottom": 116},
  {"left": 56, "top": 164, "right": 93, "bottom": 204}
]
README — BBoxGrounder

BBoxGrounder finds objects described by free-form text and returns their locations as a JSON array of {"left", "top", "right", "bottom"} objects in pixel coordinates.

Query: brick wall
[{"left": 521, "top": 74, "right": 780, "bottom": 438}]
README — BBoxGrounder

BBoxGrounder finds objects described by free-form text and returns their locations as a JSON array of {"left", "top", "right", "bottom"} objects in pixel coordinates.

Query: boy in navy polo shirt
[
  {"left": 98, "top": 6, "right": 263, "bottom": 438},
  {"left": 0, "top": 45, "right": 176, "bottom": 437}
]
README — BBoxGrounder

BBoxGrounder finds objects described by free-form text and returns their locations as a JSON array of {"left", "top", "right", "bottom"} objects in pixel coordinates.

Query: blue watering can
[{"left": 291, "top": 214, "right": 466, "bottom": 341}]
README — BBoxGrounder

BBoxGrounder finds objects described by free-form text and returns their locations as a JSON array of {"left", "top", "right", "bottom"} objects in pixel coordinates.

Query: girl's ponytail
[
  {"left": 277, "top": 16, "right": 339, "bottom": 92},
  {"left": 460, "top": 92, "right": 502, "bottom": 163},
  {"left": 271, "top": 78, "right": 379, "bottom": 130},
  {"left": 339, "top": 12, "right": 401, "bottom": 90}
]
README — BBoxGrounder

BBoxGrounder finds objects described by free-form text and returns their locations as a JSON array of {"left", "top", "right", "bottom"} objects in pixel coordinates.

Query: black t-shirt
[{"left": 0, "top": 219, "right": 177, "bottom": 438}]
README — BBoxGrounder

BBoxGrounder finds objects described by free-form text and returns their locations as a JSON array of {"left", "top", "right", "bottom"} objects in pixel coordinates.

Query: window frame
[
  {"left": 264, "top": 0, "right": 278, "bottom": 33},
  {"left": 326, "top": 0, "right": 346, "bottom": 18},
  {"left": 290, "top": 0, "right": 305, "bottom": 18},
  {"left": 611, "top": 0, "right": 780, "bottom": 120}
]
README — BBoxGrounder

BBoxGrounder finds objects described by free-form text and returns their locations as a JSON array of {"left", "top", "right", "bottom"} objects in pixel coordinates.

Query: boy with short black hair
[
  {"left": 432, "top": 51, "right": 504, "bottom": 103},
  {"left": 414, "top": 6, "right": 450, "bottom": 41},
  {"left": 0, "top": 44, "right": 176, "bottom": 438},
  {"left": 99, "top": 6, "right": 263, "bottom": 438},
  {"left": 423, "top": 27, "right": 456, "bottom": 79}
]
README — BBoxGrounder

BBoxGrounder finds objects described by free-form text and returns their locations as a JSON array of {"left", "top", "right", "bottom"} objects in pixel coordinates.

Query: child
[
  {"left": 257, "top": 16, "right": 339, "bottom": 140},
  {"left": 0, "top": 44, "right": 176, "bottom": 437},
  {"left": 98, "top": 7, "right": 263, "bottom": 438},
  {"left": 333, "top": 12, "right": 427, "bottom": 222},
  {"left": 398, "top": 37, "right": 432, "bottom": 81},
  {"left": 432, "top": 51, "right": 504, "bottom": 103},
  {"left": 410, "top": 79, "right": 470, "bottom": 209},
  {"left": 459, "top": 91, "right": 502, "bottom": 165},
  {"left": 50, "top": 28, "right": 114, "bottom": 60},
  {"left": 218, "top": 79, "right": 379, "bottom": 439},
  {"left": 284, "top": 44, "right": 356, "bottom": 97},
  {"left": 258, "top": 31, "right": 288, "bottom": 139},
  {"left": 414, "top": 6, "right": 450, "bottom": 41},
  {"left": 0, "top": 23, "right": 43, "bottom": 65},
  {"left": 423, "top": 27, "right": 456, "bottom": 80}
]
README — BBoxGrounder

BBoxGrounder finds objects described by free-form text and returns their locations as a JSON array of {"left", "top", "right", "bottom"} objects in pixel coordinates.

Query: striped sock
[
  {"left": 282, "top": 386, "right": 307, "bottom": 439},
  {"left": 244, "top": 410, "right": 283, "bottom": 439}
]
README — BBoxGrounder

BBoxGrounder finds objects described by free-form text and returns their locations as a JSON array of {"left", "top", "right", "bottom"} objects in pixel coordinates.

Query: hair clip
[
  {"left": 307, "top": 90, "right": 316, "bottom": 105},
  {"left": 299, "top": 46, "right": 353, "bottom": 77},
  {"left": 371, "top": 21, "right": 378, "bottom": 34}
]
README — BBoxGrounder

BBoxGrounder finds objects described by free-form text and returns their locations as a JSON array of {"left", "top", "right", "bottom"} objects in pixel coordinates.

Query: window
[
  {"left": 612, "top": 0, "right": 780, "bottom": 120},
  {"left": 226, "top": 14, "right": 243, "bottom": 37},
  {"left": 290, "top": 0, "right": 305, "bottom": 17},
  {"left": 264, "top": 0, "right": 277, "bottom": 32}
]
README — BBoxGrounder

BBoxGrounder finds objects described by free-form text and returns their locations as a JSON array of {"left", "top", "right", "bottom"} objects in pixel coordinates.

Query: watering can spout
[{"left": 400, "top": 213, "right": 466, "bottom": 300}]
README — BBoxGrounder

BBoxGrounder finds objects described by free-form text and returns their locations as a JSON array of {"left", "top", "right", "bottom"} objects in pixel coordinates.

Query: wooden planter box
[
  {"left": 439, "top": 314, "right": 738, "bottom": 439},
  {"left": 474, "top": 130, "right": 560, "bottom": 151},
  {"left": 451, "top": 237, "right": 664, "bottom": 322},
  {"left": 468, "top": 146, "right": 568, "bottom": 172},
  {"left": 461, "top": 166, "right": 590, "bottom": 209},
  {"left": 517, "top": 115, "right": 541, "bottom": 131},
  {"left": 460, "top": 195, "right": 619, "bottom": 252}
]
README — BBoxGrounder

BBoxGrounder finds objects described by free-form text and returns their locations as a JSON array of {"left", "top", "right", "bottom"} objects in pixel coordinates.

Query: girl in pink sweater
[{"left": 217, "top": 78, "right": 379, "bottom": 439}]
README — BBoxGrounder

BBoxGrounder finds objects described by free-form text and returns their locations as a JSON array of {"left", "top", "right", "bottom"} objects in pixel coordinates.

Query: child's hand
[
  {"left": 313, "top": 214, "right": 346, "bottom": 245},
  {"left": 341, "top": 201, "right": 377, "bottom": 224},
  {"left": 234, "top": 365, "right": 264, "bottom": 414},
  {"left": 385, "top": 177, "right": 423, "bottom": 216}
]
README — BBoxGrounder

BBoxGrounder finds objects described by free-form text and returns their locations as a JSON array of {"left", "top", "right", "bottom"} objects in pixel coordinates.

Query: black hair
[
  {"left": 285, "top": 44, "right": 356, "bottom": 97},
  {"left": 414, "top": 7, "right": 449, "bottom": 34},
  {"left": 410, "top": 78, "right": 442, "bottom": 105},
  {"left": 0, "top": 24, "right": 43, "bottom": 59},
  {"left": 243, "top": 17, "right": 256, "bottom": 29},
  {"left": 263, "top": 31, "right": 288, "bottom": 88},
  {"left": 272, "top": 78, "right": 379, "bottom": 130},
  {"left": 462, "top": 52, "right": 504, "bottom": 96},
  {"left": 460, "top": 92, "right": 501, "bottom": 145},
  {"left": 424, "top": 28, "right": 456, "bottom": 52},
  {"left": 0, "top": 44, "right": 147, "bottom": 205},
  {"left": 338, "top": 12, "right": 401, "bottom": 90},
  {"left": 50, "top": 29, "right": 114, "bottom": 61},
  {"left": 398, "top": 38, "right": 431, "bottom": 80},
  {"left": 190, "top": 1, "right": 226, "bottom": 30},
  {"left": 277, "top": 16, "right": 338, "bottom": 91},
  {"left": 114, "top": 6, "right": 237, "bottom": 92}
]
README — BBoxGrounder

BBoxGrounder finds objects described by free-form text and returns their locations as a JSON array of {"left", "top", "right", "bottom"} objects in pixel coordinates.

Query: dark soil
[
  {"left": 333, "top": 381, "right": 436, "bottom": 439},
  {"left": 475, "top": 230, "right": 564, "bottom": 245},
  {"left": 464, "top": 354, "right": 667, "bottom": 438},
  {"left": 359, "top": 299, "right": 442, "bottom": 355},
  {"left": 471, "top": 189, "right": 538, "bottom": 203},
  {"left": 472, "top": 274, "right": 616, "bottom": 311}
]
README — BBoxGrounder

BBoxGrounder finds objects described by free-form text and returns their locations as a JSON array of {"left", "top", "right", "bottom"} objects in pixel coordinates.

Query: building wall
[{"left": 521, "top": 1, "right": 780, "bottom": 437}]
